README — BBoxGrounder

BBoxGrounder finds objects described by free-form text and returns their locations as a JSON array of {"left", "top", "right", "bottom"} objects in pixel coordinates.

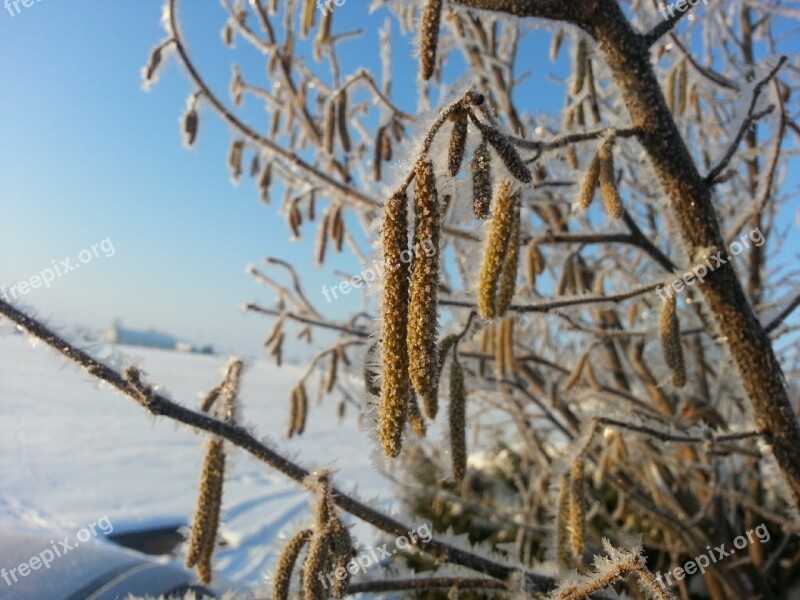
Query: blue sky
[{"left": 0, "top": 1, "right": 796, "bottom": 354}]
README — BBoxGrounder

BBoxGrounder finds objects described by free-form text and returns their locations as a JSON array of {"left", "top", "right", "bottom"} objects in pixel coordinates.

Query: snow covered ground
[{"left": 0, "top": 331, "right": 396, "bottom": 592}]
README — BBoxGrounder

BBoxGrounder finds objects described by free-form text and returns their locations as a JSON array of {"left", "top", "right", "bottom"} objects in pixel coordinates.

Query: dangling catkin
[
  {"left": 329, "top": 518, "right": 353, "bottom": 599},
  {"left": 659, "top": 294, "right": 686, "bottom": 388},
  {"left": 323, "top": 99, "right": 336, "bottom": 155},
  {"left": 336, "top": 92, "right": 351, "bottom": 152},
  {"left": 186, "top": 436, "right": 226, "bottom": 584},
  {"left": 379, "top": 193, "right": 412, "bottom": 457},
  {"left": 419, "top": 0, "right": 443, "bottom": 81},
  {"left": 555, "top": 476, "right": 572, "bottom": 567},
  {"left": 272, "top": 529, "right": 313, "bottom": 600},
  {"left": 495, "top": 193, "right": 521, "bottom": 315},
  {"left": 448, "top": 113, "right": 468, "bottom": 176},
  {"left": 478, "top": 179, "right": 516, "bottom": 319},
  {"left": 408, "top": 157, "right": 441, "bottom": 418},
  {"left": 449, "top": 351, "right": 467, "bottom": 481},
  {"left": 572, "top": 39, "right": 588, "bottom": 95},
  {"left": 301, "top": 0, "right": 316, "bottom": 38},
  {"left": 408, "top": 393, "right": 427, "bottom": 437},
  {"left": 482, "top": 127, "right": 532, "bottom": 183},
  {"left": 228, "top": 140, "right": 244, "bottom": 184},
  {"left": 472, "top": 140, "right": 493, "bottom": 219},
  {"left": 525, "top": 239, "right": 545, "bottom": 289},
  {"left": 598, "top": 139, "right": 623, "bottom": 219},
  {"left": 578, "top": 150, "right": 601, "bottom": 211},
  {"left": 182, "top": 106, "right": 199, "bottom": 148},
  {"left": 568, "top": 456, "right": 586, "bottom": 561}
]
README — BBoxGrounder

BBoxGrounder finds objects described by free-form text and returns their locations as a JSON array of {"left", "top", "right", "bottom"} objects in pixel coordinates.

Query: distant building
[
  {"left": 105, "top": 326, "right": 178, "bottom": 350},
  {"left": 104, "top": 324, "right": 214, "bottom": 355}
]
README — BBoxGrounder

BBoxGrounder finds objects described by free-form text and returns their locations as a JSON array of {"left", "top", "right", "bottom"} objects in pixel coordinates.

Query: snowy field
[{"left": 0, "top": 331, "right": 396, "bottom": 592}]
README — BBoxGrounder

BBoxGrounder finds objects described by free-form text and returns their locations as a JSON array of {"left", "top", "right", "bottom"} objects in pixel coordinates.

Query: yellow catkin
[
  {"left": 495, "top": 193, "right": 521, "bottom": 315},
  {"left": 272, "top": 529, "right": 313, "bottom": 600},
  {"left": 598, "top": 140, "right": 623, "bottom": 219},
  {"left": 449, "top": 352, "right": 467, "bottom": 481},
  {"left": 302, "top": 531, "right": 332, "bottom": 600},
  {"left": 379, "top": 193, "right": 412, "bottom": 457},
  {"left": 301, "top": 0, "right": 316, "bottom": 38},
  {"left": 677, "top": 60, "right": 688, "bottom": 116},
  {"left": 408, "top": 157, "right": 441, "bottom": 418},
  {"left": 186, "top": 437, "right": 226, "bottom": 584},
  {"left": 568, "top": 457, "right": 586, "bottom": 561},
  {"left": 419, "top": 0, "right": 443, "bottom": 80},
  {"left": 472, "top": 140, "right": 493, "bottom": 219},
  {"left": 314, "top": 9, "right": 332, "bottom": 62},
  {"left": 666, "top": 67, "right": 676, "bottom": 112},
  {"left": 659, "top": 295, "right": 686, "bottom": 388},
  {"left": 478, "top": 180, "right": 517, "bottom": 319},
  {"left": 578, "top": 150, "right": 601, "bottom": 211},
  {"left": 556, "top": 476, "right": 572, "bottom": 567},
  {"left": 572, "top": 39, "right": 588, "bottom": 95},
  {"left": 448, "top": 113, "right": 469, "bottom": 176},
  {"left": 295, "top": 384, "right": 308, "bottom": 435}
]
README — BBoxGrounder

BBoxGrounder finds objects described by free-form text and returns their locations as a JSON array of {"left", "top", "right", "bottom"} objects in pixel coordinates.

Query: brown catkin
[
  {"left": 408, "top": 157, "right": 441, "bottom": 418},
  {"left": 419, "top": 0, "right": 443, "bottom": 81},
  {"left": 659, "top": 294, "right": 686, "bottom": 388},
  {"left": 292, "top": 384, "right": 308, "bottom": 436},
  {"left": 572, "top": 39, "right": 588, "bottom": 95},
  {"left": 578, "top": 150, "right": 601, "bottom": 211},
  {"left": 143, "top": 44, "right": 163, "bottom": 84},
  {"left": 314, "top": 8, "right": 332, "bottom": 62},
  {"left": 566, "top": 145, "right": 579, "bottom": 170},
  {"left": 336, "top": 92, "right": 351, "bottom": 152},
  {"left": 326, "top": 351, "right": 338, "bottom": 394},
  {"left": 449, "top": 352, "right": 467, "bottom": 481},
  {"left": 550, "top": 29, "right": 564, "bottom": 62},
  {"left": 448, "top": 113, "right": 468, "bottom": 176},
  {"left": 478, "top": 180, "right": 516, "bottom": 319},
  {"left": 331, "top": 204, "right": 344, "bottom": 251},
  {"left": 329, "top": 519, "right": 353, "bottom": 599},
  {"left": 183, "top": 106, "right": 199, "bottom": 148},
  {"left": 228, "top": 139, "right": 244, "bottom": 184},
  {"left": 272, "top": 529, "right": 313, "bottom": 600},
  {"left": 472, "top": 140, "right": 493, "bottom": 219},
  {"left": 598, "top": 140, "right": 623, "bottom": 219},
  {"left": 482, "top": 127, "right": 532, "bottom": 183},
  {"left": 185, "top": 437, "right": 226, "bottom": 584},
  {"left": 495, "top": 193, "right": 521, "bottom": 315},
  {"left": 408, "top": 393, "right": 427, "bottom": 437},
  {"left": 374, "top": 126, "right": 386, "bottom": 181},
  {"left": 568, "top": 457, "right": 585, "bottom": 561},
  {"left": 315, "top": 211, "right": 330, "bottom": 265},
  {"left": 302, "top": 532, "right": 332, "bottom": 600},
  {"left": 556, "top": 476, "right": 572, "bottom": 567},
  {"left": 379, "top": 193, "right": 412, "bottom": 457},
  {"left": 323, "top": 99, "right": 336, "bottom": 155}
]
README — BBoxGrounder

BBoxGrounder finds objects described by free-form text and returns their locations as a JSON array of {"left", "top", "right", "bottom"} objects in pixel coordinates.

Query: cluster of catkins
[
  {"left": 272, "top": 471, "right": 352, "bottom": 600},
  {"left": 378, "top": 87, "right": 532, "bottom": 470}
]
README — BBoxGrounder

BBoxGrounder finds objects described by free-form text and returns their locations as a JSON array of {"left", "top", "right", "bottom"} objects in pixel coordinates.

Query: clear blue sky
[{"left": 0, "top": 1, "right": 796, "bottom": 354}]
